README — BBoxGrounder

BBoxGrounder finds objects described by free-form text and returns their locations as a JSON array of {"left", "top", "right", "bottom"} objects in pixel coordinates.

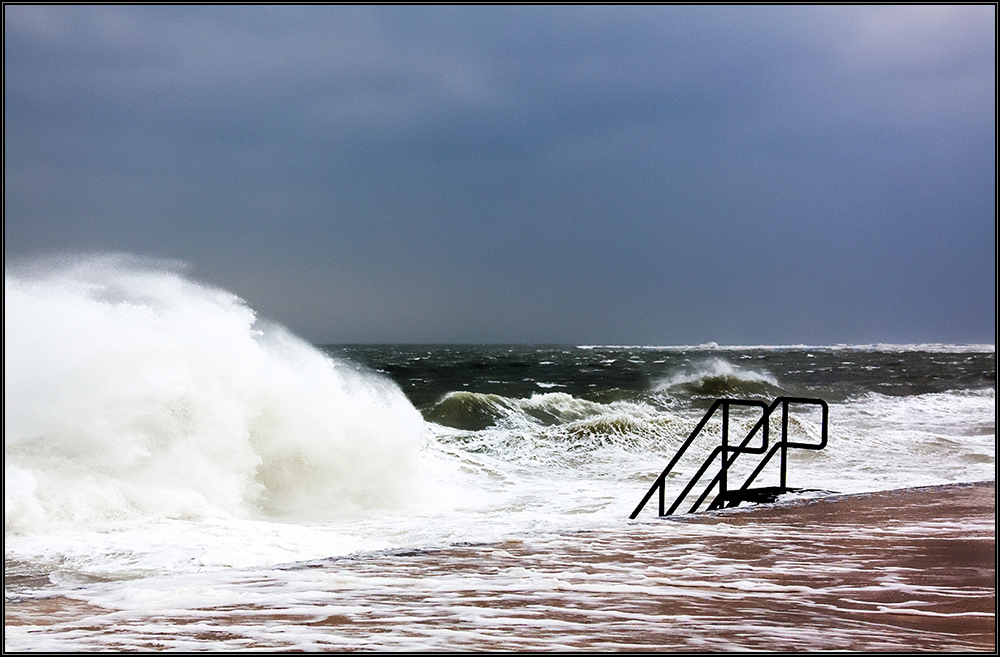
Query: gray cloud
[{"left": 5, "top": 5, "right": 995, "bottom": 344}]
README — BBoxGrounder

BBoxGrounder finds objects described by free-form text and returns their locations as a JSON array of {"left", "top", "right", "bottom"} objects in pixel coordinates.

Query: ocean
[{"left": 4, "top": 258, "right": 996, "bottom": 650}]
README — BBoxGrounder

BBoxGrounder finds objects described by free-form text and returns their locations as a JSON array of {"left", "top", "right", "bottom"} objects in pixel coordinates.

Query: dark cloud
[{"left": 4, "top": 5, "right": 995, "bottom": 344}]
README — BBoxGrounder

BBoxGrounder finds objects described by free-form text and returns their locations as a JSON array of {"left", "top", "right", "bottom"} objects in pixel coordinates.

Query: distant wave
[
  {"left": 654, "top": 358, "right": 786, "bottom": 401},
  {"left": 426, "top": 391, "right": 610, "bottom": 431},
  {"left": 577, "top": 344, "right": 995, "bottom": 353}
]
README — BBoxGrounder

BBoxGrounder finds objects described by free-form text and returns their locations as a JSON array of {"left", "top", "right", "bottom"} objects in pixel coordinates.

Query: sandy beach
[{"left": 6, "top": 481, "right": 995, "bottom": 651}]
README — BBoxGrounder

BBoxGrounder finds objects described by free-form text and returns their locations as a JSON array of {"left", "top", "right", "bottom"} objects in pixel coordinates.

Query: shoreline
[{"left": 5, "top": 480, "right": 996, "bottom": 651}]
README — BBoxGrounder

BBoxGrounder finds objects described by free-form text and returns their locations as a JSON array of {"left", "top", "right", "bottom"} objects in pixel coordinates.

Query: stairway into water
[{"left": 630, "top": 397, "right": 829, "bottom": 518}]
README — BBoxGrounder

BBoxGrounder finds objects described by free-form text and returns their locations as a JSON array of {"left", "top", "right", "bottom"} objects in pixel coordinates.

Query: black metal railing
[{"left": 630, "top": 397, "right": 828, "bottom": 518}]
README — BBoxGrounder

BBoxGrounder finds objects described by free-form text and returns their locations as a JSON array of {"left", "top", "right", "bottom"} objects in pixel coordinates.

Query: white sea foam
[
  {"left": 654, "top": 357, "right": 781, "bottom": 390},
  {"left": 4, "top": 255, "right": 428, "bottom": 533},
  {"left": 816, "top": 388, "right": 996, "bottom": 493}
]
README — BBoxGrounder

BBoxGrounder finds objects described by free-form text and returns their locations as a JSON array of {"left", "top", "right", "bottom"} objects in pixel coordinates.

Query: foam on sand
[{"left": 6, "top": 482, "right": 994, "bottom": 651}]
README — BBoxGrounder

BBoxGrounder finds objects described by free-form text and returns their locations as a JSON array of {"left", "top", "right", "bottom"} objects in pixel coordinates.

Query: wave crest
[
  {"left": 655, "top": 358, "right": 785, "bottom": 401},
  {"left": 425, "top": 391, "right": 610, "bottom": 431}
]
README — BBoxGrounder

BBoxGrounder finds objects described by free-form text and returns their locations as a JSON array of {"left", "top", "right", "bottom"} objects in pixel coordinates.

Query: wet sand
[{"left": 5, "top": 481, "right": 995, "bottom": 651}]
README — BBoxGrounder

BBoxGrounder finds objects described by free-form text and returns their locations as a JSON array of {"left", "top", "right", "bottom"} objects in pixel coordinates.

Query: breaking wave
[
  {"left": 655, "top": 358, "right": 786, "bottom": 401},
  {"left": 428, "top": 390, "right": 691, "bottom": 466},
  {"left": 4, "top": 255, "right": 427, "bottom": 533}
]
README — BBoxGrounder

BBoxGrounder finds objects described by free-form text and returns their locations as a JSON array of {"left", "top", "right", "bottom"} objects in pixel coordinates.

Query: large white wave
[{"left": 4, "top": 255, "right": 427, "bottom": 533}]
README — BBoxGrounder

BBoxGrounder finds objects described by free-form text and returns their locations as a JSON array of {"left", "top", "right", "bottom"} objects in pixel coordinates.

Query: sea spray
[
  {"left": 4, "top": 255, "right": 427, "bottom": 533},
  {"left": 654, "top": 357, "right": 785, "bottom": 401}
]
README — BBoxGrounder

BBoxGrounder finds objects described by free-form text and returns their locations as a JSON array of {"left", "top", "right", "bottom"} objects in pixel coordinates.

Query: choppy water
[{"left": 4, "top": 256, "right": 996, "bottom": 650}]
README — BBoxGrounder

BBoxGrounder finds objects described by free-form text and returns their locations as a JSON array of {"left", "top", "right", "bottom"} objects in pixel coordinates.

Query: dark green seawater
[{"left": 324, "top": 344, "right": 996, "bottom": 414}]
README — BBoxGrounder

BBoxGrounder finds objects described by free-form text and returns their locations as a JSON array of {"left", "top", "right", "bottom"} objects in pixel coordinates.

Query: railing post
[
  {"left": 780, "top": 400, "right": 789, "bottom": 490},
  {"left": 720, "top": 401, "right": 729, "bottom": 502},
  {"left": 658, "top": 478, "right": 665, "bottom": 516}
]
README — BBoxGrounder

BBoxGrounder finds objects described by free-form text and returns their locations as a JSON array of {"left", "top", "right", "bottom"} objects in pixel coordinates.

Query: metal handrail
[
  {"left": 711, "top": 398, "right": 827, "bottom": 510},
  {"left": 630, "top": 397, "right": 828, "bottom": 518},
  {"left": 629, "top": 399, "right": 769, "bottom": 519}
]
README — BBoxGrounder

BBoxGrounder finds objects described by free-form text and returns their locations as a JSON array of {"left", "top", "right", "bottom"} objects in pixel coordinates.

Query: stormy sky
[{"left": 4, "top": 5, "right": 996, "bottom": 345}]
